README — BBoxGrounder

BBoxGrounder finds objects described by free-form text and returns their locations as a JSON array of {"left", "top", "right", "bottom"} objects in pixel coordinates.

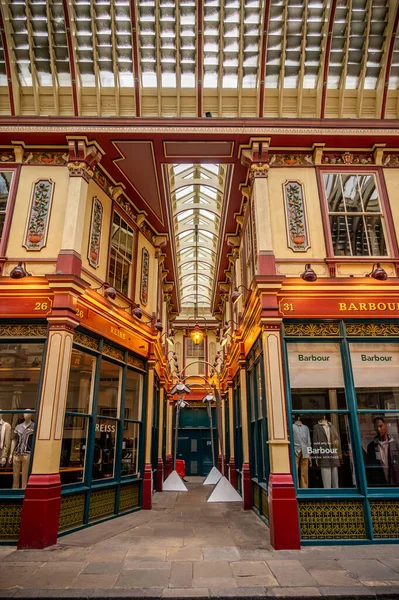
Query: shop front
[
  {"left": 280, "top": 288, "right": 399, "bottom": 543},
  {"left": 0, "top": 287, "right": 150, "bottom": 545}
]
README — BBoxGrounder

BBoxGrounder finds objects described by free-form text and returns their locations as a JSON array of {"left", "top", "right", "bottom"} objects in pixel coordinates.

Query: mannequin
[
  {"left": 312, "top": 415, "right": 340, "bottom": 488},
  {"left": 292, "top": 415, "right": 311, "bottom": 488},
  {"left": 0, "top": 414, "right": 11, "bottom": 467},
  {"left": 9, "top": 413, "right": 35, "bottom": 489}
]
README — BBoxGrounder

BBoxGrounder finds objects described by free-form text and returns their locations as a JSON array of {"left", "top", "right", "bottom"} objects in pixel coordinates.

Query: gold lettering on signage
[
  {"left": 339, "top": 301, "right": 399, "bottom": 312},
  {"left": 34, "top": 302, "right": 49, "bottom": 311},
  {"left": 283, "top": 303, "right": 295, "bottom": 312},
  {"left": 110, "top": 326, "right": 126, "bottom": 340}
]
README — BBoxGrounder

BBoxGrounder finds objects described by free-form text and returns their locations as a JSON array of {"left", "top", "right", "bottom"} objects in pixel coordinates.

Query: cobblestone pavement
[{"left": 1, "top": 478, "right": 399, "bottom": 599}]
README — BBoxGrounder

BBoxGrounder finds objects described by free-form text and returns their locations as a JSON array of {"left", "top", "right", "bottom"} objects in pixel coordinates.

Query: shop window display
[
  {"left": 121, "top": 370, "right": 143, "bottom": 477},
  {"left": 60, "top": 349, "right": 95, "bottom": 485},
  {"left": 93, "top": 359, "right": 121, "bottom": 480},
  {"left": 350, "top": 343, "right": 399, "bottom": 487},
  {"left": 0, "top": 342, "right": 43, "bottom": 489},
  {"left": 288, "top": 343, "right": 355, "bottom": 489}
]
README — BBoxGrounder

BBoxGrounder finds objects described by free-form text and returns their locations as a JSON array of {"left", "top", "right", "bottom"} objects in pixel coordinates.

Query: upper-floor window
[
  {"left": 186, "top": 338, "right": 205, "bottom": 375},
  {"left": 0, "top": 171, "right": 14, "bottom": 253},
  {"left": 108, "top": 211, "right": 134, "bottom": 297},
  {"left": 322, "top": 173, "right": 388, "bottom": 257}
]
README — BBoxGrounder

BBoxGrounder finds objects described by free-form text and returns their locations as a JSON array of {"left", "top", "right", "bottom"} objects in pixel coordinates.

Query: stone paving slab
[{"left": 2, "top": 479, "right": 399, "bottom": 600}]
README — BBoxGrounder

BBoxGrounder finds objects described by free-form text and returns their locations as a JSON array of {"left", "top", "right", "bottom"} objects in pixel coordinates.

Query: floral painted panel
[
  {"left": 283, "top": 180, "right": 310, "bottom": 252},
  {"left": 88, "top": 197, "right": 103, "bottom": 268},
  {"left": 140, "top": 248, "right": 149, "bottom": 305},
  {"left": 24, "top": 179, "right": 54, "bottom": 250}
]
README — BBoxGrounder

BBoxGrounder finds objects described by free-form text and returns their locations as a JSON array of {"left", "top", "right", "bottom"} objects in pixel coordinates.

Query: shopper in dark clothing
[{"left": 366, "top": 417, "right": 399, "bottom": 486}]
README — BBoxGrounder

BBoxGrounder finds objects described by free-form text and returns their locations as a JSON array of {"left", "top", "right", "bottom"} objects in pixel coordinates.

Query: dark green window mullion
[
  {"left": 258, "top": 357, "right": 269, "bottom": 483},
  {"left": 224, "top": 392, "right": 230, "bottom": 466},
  {"left": 282, "top": 339, "right": 299, "bottom": 490},
  {"left": 253, "top": 361, "right": 263, "bottom": 481},
  {"left": 138, "top": 366, "right": 148, "bottom": 504},
  {"left": 340, "top": 337, "right": 374, "bottom": 540},
  {"left": 246, "top": 367, "right": 256, "bottom": 478},
  {"left": 114, "top": 363, "right": 128, "bottom": 514},
  {"left": 84, "top": 341, "right": 103, "bottom": 524}
]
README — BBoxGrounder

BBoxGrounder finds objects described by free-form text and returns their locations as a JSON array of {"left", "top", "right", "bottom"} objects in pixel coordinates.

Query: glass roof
[
  {"left": 169, "top": 164, "right": 225, "bottom": 310},
  {"left": 1, "top": 0, "right": 394, "bottom": 117}
]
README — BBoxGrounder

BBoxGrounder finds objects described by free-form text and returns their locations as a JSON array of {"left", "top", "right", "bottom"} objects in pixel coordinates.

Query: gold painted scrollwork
[
  {"left": 0, "top": 502, "right": 22, "bottom": 541},
  {"left": 0, "top": 324, "right": 48, "bottom": 338},
  {"left": 283, "top": 323, "right": 340, "bottom": 337},
  {"left": 103, "top": 344, "right": 124, "bottom": 362},
  {"left": 74, "top": 331, "right": 100, "bottom": 351},
  {"left": 345, "top": 323, "right": 399, "bottom": 337}
]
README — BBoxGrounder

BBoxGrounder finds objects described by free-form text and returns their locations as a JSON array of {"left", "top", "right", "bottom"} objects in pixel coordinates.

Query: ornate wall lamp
[
  {"left": 9, "top": 262, "right": 29, "bottom": 279},
  {"left": 300, "top": 264, "right": 317, "bottom": 282},
  {"left": 366, "top": 263, "right": 388, "bottom": 281},
  {"left": 159, "top": 330, "right": 175, "bottom": 346},
  {"left": 93, "top": 282, "right": 117, "bottom": 300},
  {"left": 231, "top": 284, "right": 251, "bottom": 304}
]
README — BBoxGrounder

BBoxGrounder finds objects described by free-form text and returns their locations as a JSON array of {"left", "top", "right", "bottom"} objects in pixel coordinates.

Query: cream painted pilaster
[
  {"left": 261, "top": 326, "right": 290, "bottom": 473},
  {"left": 32, "top": 322, "right": 75, "bottom": 474}
]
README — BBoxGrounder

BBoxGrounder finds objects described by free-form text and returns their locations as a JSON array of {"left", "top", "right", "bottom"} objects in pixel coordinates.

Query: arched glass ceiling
[{"left": 170, "top": 164, "right": 225, "bottom": 311}]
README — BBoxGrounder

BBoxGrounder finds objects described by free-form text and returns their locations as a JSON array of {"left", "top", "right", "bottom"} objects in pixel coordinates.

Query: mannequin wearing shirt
[
  {"left": 0, "top": 414, "right": 11, "bottom": 467},
  {"left": 313, "top": 415, "right": 341, "bottom": 488},
  {"left": 9, "top": 413, "right": 35, "bottom": 489},
  {"left": 292, "top": 415, "right": 311, "bottom": 488}
]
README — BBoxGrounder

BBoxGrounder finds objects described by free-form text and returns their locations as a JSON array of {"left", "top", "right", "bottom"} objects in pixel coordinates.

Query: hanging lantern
[{"left": 190, "top": 324, "right": 204, "bottom": 345}]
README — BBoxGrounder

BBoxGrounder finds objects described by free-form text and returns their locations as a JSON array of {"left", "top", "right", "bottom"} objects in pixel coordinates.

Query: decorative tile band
[
  {"left": 119, "top": 483, "right": 140, "bottom": 512},
  {"left": 0, "top": 502, "right": 22, "bottom": 541},
  {"left": 89, "top": 488, "right": 116, "bottom": 522},
  {"left": 370, "top": 501, "right": 399, "bottom": 538},
  {"left": 24, "top": 179, "right": 54, "bottom": 250},
  {"left": 59, "top": 493, "right": 85, "bottom": 532},
  {"left": 299, "top": 501, "right": 366, "bottom": 540}
]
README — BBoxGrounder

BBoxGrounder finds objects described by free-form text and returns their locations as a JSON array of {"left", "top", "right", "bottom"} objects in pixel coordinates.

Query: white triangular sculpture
[
  {"left": 207, "top": 476, "right": 242, "bottom": 502},
  {"left": 203, "top": 467, "right": 222, "bottom": 485},
  {"left": 162, "top": 470, "right": 188, "bottom": 492}
]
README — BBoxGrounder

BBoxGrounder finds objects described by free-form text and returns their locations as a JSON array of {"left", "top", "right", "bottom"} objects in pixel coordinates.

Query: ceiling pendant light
[
  {"left": 190, "top": 323, "right": 204, "bottom": 345},
  {"left": 189, "top": 223, "right": 205, "bottom": 345}
]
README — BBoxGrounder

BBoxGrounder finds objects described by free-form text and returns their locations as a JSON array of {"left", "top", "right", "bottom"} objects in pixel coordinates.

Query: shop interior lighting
[
  {"left": 366, "top": 263, "right": 388, "bottom": 281},
  {"left": 9, "top": 262, "right": 29, "bottom": 279},
  {"left": 300, "top": 264, "right": 318, "bottom": 282}
]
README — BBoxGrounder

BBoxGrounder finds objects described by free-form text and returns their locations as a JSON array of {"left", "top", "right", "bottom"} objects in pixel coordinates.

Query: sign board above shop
[{"left": 279, "top": 295, "right": 399, "bottom": 319}]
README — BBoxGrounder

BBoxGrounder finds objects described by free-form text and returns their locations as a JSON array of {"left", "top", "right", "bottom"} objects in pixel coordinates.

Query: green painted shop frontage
[
  {"left": 0, "top": 324, "right": 147, "bottom": 543},
  {"left": 283, "top": 320, "right": 399, "bottom": 543},
  {"left": 176, "top": 405, "right": 218, "bottom": 476}
]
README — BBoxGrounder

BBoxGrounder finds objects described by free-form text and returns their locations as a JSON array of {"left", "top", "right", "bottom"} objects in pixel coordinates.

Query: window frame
[
  {"left": 0, "top": 166, "right": 20, "bottom": 259},
  {"left": 317, "top": 167, "right": 399, "bottom": 263},
  {"left": 107, "top": 206, "right": 139, "bottom": 301}
]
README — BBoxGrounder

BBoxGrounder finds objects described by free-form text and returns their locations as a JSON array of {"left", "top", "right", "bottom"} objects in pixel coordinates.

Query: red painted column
[
  {"left": 268, "top": 473, "right": 300, "bottom": 550},
  {"left": 18, "top": 475, "right": 61, "bottom": 549},
  {"left": 218, "top": 454, "right": 222, "bottom": 473},
  {"left": 242, "top": 463, "right": 252, "bottom": 510},
  {"left": 156, "top": 458, "right": 164, "bottom": 492},
  {"left": 229, "top": 458, "right": 237, "bottom": 488},
  {"left": 142, "top": 463, "right": 153, "bottom": 509},
  {"left": 142, "top": 353, "right": 156, "bottom": 509},
  {"left": 18, "top": 281, "right": 85, "bottom": 548},
  {"left": 165, "top": 454, "right": 173, "bottom": 478}
]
